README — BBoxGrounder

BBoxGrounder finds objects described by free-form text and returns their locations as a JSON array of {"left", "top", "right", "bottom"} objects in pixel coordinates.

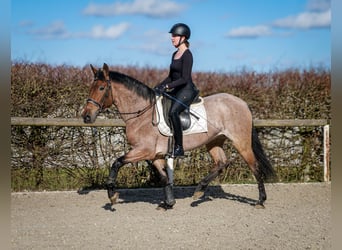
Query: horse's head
[{"left": 82, "top": 63, "right": 113, "bottom": 123}]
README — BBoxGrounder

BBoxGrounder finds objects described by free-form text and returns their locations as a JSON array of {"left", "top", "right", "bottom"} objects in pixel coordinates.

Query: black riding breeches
[{"left": 169, "top": 88, "right": 197, "bottom": 146}]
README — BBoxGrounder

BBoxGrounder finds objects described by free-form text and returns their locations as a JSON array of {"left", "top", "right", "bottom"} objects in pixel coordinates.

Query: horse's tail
[{"left": 252, "top": 127, "right": 277, "bottom": 182}]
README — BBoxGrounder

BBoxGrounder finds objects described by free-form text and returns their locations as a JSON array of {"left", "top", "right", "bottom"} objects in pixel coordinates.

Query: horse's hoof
[
  {"left": 166, "top": 199, "right": 176, "bottom": 207},
  {"left": 109, "top": 192, "right": 120, "bottom": 205},
  {"left": 255, "top": 203, "right": 265, "bottom": 209},
  {"left": 156, "top": 202, "right": 174, "bottom": 211},
  {"left": 193, "top": 191, "right": 204, "bottom": 200}
]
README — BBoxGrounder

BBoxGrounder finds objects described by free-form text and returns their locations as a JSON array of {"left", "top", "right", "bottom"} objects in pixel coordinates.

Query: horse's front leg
[
  {"left": 153, "top": 158, "right": 176, "bottom": 209},
  {"left": 107, "top": 156, "right": 126, "bottom": 205},
  {"left": 164, "top": 157, "right": 176, "bottom": 207}
]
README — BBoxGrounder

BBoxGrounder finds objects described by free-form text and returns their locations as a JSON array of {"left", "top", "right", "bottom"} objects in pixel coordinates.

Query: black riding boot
[
  {"left": 170, "top": 116, "right": 184, "bottom": 157},
  {"left": 173, "top": 144, "right": 184, "bottom": 157}
]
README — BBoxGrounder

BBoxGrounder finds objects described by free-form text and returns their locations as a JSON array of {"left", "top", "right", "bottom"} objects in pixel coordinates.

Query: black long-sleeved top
[{"left": 161, "top": 49, "right": 195, "bottom": 90}]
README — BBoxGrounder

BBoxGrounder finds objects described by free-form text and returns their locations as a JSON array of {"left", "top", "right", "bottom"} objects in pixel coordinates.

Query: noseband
[{"left": 86, "top": 78, "right": 112, "bottom": 112}]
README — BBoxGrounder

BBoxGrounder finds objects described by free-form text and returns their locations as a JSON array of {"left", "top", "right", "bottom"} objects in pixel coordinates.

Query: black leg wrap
[
  {"left": 257, "top": 182, "right": 267, "bottom": 205},
  {"left": 193, "top": 163, "right": 227, "bottom": 200},
  {"left": 163, "top": 184, "right": 176, "bottom": 207},
  {"left": 195, "top": 181, "right": 208, "bottom": 194},
  {"left": 107, "top": 157, "right": 125, "bottom": 202},
  {"left": 197, "top": 169, "right": 221, "bottom": 192},
  {"left": 106, "top": 180, "right": 116, "bottom": 200}
]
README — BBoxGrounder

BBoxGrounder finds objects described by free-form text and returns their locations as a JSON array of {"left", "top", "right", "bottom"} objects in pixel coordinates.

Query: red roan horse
[{"left": 82, "top": 63, "right": 276, "bottom": 209}]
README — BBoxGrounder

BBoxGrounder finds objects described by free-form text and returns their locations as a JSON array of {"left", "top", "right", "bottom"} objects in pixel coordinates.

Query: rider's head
[{"left": 169, "top": 23, "right": 191, "bottom": 48}]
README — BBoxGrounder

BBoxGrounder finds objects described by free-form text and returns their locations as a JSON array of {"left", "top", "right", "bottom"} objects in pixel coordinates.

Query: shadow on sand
[{"left": 78, "top": 185, "right": 259, "bottom": 212}]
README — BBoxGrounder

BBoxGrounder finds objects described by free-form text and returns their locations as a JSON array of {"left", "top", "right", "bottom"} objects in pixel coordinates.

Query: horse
[{"left": 81, "top": 63, "right": 276, "bottom": 209}]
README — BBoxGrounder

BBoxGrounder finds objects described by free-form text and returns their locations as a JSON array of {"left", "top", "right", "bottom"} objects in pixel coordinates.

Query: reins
[
  {"left": 118, "top": 100, "right": 156, "bottom": 118},
  {"left": 89, "top": 77, "right": 157, "bottom": 121},
  {"left": 105, "top": 99, "right": 157, "bottom": 123}
]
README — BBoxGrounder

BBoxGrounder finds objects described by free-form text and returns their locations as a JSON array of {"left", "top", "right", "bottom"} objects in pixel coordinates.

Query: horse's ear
[
  {"left": 103, "top": 63, "right": 109, "bottom": 80},
  {"left": 90, "top": 64, "right": 97, "bottom": 76}
]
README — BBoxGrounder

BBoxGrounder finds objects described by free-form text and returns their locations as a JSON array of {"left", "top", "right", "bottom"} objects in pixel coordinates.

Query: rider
[{"left": 154, "top": 23, "right": 199, "bottom": 157}]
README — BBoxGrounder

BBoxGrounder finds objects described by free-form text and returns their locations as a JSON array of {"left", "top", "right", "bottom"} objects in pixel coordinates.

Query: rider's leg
[
  {"left": 169, "top": 102, "right": 184, "bottom": 157},
  {"left": 168, "top": 88, "right": 197, "bottom": 157}
]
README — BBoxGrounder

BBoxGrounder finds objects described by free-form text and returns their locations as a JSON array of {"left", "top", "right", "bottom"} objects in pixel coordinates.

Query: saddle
[
  {"left": 155, "top": 92, "right": 208, "bottom": 137},
  {"left": 162, "top": 92, "right": 201, "bottom": 131}
]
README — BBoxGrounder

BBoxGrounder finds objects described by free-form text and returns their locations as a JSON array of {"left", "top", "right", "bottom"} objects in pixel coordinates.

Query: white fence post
[{"left": 323, "top": 124, "right": 330, "bottom": 182}]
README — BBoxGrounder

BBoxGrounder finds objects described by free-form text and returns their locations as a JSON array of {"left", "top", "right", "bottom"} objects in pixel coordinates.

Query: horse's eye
[{"left": 99, "top": 86, "right": 105, "bottom": 91}]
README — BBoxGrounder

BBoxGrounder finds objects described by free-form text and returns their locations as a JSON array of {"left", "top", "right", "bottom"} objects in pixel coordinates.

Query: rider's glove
[{"left": 154, "top": 84, "right": 167, "bottom": 94}]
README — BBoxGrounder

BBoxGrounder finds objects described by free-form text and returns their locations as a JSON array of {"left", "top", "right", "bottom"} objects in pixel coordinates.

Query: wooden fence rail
[
  {"left": 11, "top": 117, "right": 328, "bottom": 127},
  {"left": 10, "top": 117, "right": 330, "bottom": 181}
]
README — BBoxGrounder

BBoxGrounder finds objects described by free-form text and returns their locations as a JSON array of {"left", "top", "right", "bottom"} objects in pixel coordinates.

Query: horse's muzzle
[
  {"left": 82, "top": 109, "right": 97, "bottom": 124},
  {"left": 83, "top": 114, "right": 92, "bottom": 123}
]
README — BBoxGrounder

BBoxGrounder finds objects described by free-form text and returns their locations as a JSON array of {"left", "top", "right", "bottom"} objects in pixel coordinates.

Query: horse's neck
[{"left": 111, "top": 84, "right": 151, "bottom": 120}]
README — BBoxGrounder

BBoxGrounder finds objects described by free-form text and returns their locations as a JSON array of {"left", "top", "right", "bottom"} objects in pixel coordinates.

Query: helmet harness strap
[{"left": 176, "top": 36, "right": 186, "bottom": 48}]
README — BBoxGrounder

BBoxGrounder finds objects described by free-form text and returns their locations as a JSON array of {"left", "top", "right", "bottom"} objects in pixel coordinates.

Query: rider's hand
[{"left": 154, "top": 84, "right": 167, "bottom": 93}]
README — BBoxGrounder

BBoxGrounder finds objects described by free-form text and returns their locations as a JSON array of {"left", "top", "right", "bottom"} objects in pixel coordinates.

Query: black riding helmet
[{"left": 169, "top": 23, "right": 191, "bottom": 39}]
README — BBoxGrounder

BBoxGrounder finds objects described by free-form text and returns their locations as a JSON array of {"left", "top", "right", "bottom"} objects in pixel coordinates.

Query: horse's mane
[
  {"left": 94, "top": 68, "right": 155, "bottom": 103},
  {"left": 109, "top": 71, "right": 155, "bottom": 103}
]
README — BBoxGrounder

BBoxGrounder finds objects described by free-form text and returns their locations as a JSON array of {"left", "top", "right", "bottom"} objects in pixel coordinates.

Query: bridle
[
  {"left": 86, "top": 77, "right": 156, "bottom": 121},
  {"left": 86, "top": 78, "right": 113, "bottom": 112}
]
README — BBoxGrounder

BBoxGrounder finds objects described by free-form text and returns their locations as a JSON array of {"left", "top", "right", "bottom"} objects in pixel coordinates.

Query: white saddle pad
[{"left": 155, "top": 95, "right": 208, "bottom": 137}]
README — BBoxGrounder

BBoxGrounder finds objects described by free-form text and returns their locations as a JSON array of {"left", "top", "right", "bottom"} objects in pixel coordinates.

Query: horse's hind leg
[
  {"left": 233, "top": 141, "right": 267, "bottom": 208},
  {"left": 193, "top": 138, "right": 228, "bottom": 199}
]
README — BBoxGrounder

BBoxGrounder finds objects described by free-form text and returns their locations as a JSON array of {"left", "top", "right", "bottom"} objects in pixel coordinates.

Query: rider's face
[{"left": 171, "top": 34, "right": 184, "bottom": 47}]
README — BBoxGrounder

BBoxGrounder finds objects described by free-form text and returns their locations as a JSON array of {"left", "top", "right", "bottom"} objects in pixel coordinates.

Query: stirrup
[{"left": 172, "top": 145, "right": 184, "bottom": 158}]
